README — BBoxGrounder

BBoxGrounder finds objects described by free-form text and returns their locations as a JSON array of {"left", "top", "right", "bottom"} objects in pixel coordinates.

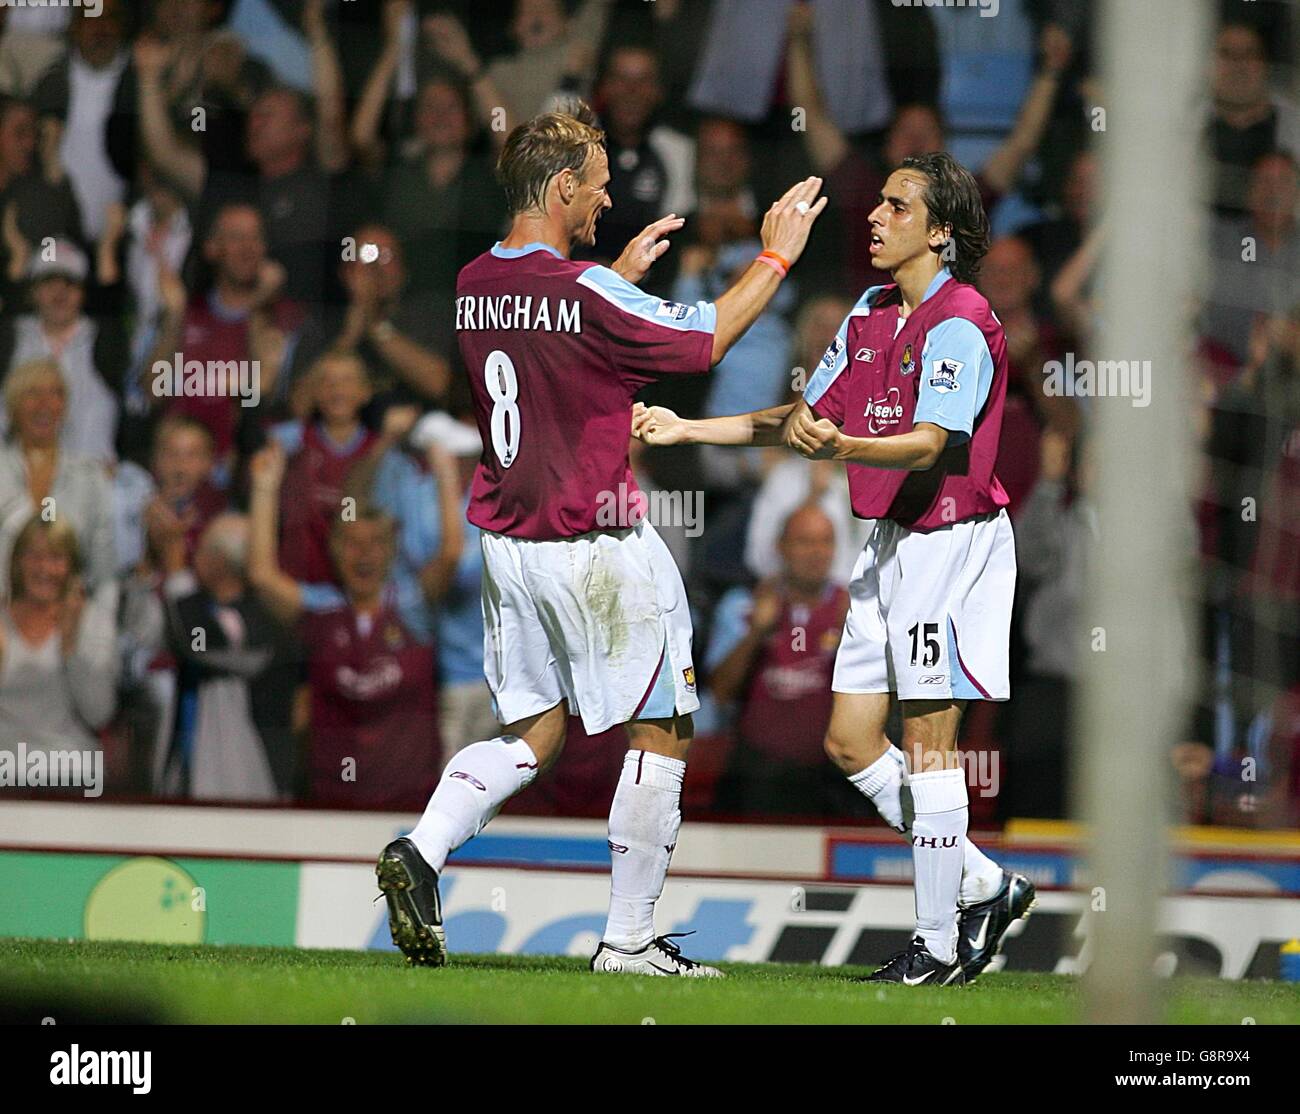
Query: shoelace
[
  {"left": 651, "top": 931, "right": 700, "bottom": 971},
  {"left": 874, "top": 936, "right": 926, "bottom": 977}
]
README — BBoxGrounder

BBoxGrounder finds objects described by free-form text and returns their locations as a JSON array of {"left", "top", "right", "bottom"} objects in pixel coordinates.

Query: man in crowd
[{"left": 707, "top": 504, "right": 853, "bottom": 818}]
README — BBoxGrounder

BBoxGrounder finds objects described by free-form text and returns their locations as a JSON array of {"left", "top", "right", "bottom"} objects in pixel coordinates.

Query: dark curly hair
[{"left": 896, "top": 153, "right": 991, "bottom": 285}]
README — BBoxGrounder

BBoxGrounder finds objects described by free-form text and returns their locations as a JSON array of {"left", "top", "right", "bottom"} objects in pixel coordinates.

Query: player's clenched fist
[
  {"left": 631, "top": 402, "right": 690, "bottom": 446},
  {"left": 760, "top": 176, "right": 828, "bottom": 267},
  {"left": 785, "top": 404, "right": 841, "bottom": 460}
]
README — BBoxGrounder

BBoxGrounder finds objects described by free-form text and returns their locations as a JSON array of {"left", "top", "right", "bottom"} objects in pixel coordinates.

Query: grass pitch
[{"left": 3, "top": 938, "right": 1298, "bottom": 1024}]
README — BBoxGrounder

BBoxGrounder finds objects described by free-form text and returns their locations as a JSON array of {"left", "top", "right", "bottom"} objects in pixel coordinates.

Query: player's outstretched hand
[
  {"left": 632, "top": 402, "right": 689, "bottom": 446},
  {"left": 785, "top": 404, "right": 840, "bottom": 460},
  {"left": 761, "top": 177, "right": 828, "bottom": 268},
  {"left": 612, "top": 215, "right": 686, "bottom": 286}
]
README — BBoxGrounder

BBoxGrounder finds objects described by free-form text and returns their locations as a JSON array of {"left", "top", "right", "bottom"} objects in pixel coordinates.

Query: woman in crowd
[
  {"left": 0, "top": 357, "right": 114, "bottom": 591},
  {"left": 0, "top": 513, "right": 117, "bottom": 754}
]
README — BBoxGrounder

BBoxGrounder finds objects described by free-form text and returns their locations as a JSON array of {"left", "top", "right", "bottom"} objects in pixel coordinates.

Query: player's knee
[
  {"left": 510, "top": 704, "right": 569, "bottom": 770},
  {"left": 824, "top": 728, "right": 886, "bottom": 773},
  {"left": 530, "top": 726, "right": 567, "bottom": 772},
  {"left": 626, "top": 712, "right": 692, "bottom": 762}
]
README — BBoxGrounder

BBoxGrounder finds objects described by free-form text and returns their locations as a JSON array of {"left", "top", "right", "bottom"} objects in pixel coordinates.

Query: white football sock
[
  {"left": 958, "top": 836, "right": 1005, "bottom": 906},
  {"left": 848, "top": 745, "right": 910, "bottom": 831},
  {"left": 407, "top": 735, "right": 539, "bottom": 872},
  {"left": 848, "top": 744, "right": 1003, "bottom": 907},
  {"left": 603, "top": 750, "right": 685, "bottom": 951},
  {"left": 908, "top": 767, "right": 968, "bottom": 965}
]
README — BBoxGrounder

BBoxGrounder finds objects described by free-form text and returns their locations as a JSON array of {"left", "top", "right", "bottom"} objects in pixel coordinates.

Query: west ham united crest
[{"left": 900, "top": 343, "right": 916, "bottom": 376}]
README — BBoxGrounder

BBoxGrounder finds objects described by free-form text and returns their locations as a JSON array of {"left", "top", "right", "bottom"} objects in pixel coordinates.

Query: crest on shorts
[
  {"left": 900, "top": 343, "right": 916, "bottom": 376},
  {"left": 682, "top": 666, "right": 696, "bottom": 692}
]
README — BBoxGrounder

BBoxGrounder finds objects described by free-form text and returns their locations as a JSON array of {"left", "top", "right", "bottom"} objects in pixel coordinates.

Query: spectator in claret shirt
[
  {"left": 143, "top": 202, "right": 300, "bottom": 480},
  {"left": 139, "top": 414, "right": 227, "bottom": 575},
  {"left": 705, "top": 504, "right": 855, "bottom": 819},
  {"left": 269, "top": 351, "right": 379, "bottom": 586},
  {"left": 353, "top": 408, "right": 499, "bottom": 768},
  {"left": 248, "top": 439, "right": 463, "bottom": 810}
]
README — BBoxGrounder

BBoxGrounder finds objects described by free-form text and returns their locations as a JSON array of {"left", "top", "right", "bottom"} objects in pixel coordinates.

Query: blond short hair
[
  {"left": 3, "top": 358, "right": 65, "bottom": 432},
  {"left": 497, "top": 101, "right": 605, "bottom": 216}
]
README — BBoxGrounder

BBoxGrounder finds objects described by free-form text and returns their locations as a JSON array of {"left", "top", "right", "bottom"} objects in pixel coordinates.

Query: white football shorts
[
  {"left": 479, "top": 519, "right": 699, "bottom": 735},
  {"left": 832, "top": 509, "right": 1016, "bottom": 702}
]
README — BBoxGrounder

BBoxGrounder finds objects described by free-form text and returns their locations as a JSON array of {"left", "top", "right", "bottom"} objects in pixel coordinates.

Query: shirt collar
[
  {"left": 207, "top": 288, "right": 250, "bottom": 323},
  {"left": 490, "top": 241, "right": 565, "bottom": 260},
  {"left": 921, "top": 268, "right": 953, "bottom": 304},
  {"left": 314, "top": 421, "right": 368, "bottom": 456}
]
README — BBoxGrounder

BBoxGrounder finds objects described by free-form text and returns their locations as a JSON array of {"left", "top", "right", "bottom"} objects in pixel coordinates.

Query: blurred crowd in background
[{"left": 0, "top": 0, "right": 1295, "bottom": 830}]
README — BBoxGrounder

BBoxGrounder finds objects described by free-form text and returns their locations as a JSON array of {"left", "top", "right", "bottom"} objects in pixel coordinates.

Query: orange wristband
[{"left": 756, "top": 250, "right": 790, "bottom": 278}]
